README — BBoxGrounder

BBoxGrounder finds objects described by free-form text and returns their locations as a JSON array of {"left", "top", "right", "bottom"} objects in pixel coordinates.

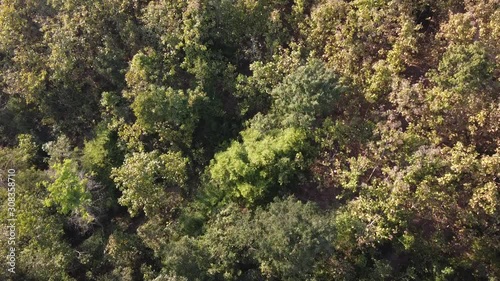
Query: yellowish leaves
[{"left": 470, "top": 182, "right": 499, "bottom": 215}]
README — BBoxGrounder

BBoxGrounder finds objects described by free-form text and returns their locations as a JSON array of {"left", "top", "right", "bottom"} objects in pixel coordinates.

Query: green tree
[
  {"left": 161, "top": 197, "right": 340, "bottom": 280},
  {"left": 0, "top": 136, "right": 76, "bottom": 280},
  {"left": 112, "top": 150, "right": 188, "bottom": 217},
  {"left": 208, "top": 127, "right": 310, "bottom": 206},
  {"left": 44, "top": 159, "right": 93, "bottom": 222}
]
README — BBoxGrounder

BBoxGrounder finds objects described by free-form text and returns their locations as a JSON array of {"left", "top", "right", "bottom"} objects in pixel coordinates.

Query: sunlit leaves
[
  {"left": 209, "top": 127, "right": 309, "bottom": 206},
  {"left": 112, "top": 151, "right": 188, "bottom": 217},
  {"left": 44, "top": 159, "right": 92, "bottom": 222}
]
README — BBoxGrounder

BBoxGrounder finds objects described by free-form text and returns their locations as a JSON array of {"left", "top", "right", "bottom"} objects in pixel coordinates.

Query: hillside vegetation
[{"left": 0, "top": 0, "right": 499, "bottom": 280}]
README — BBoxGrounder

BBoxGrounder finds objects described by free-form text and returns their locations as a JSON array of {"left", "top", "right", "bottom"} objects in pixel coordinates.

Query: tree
[
  {"left": 112, "top": 151, "right": 188, "bottom": 218},
  {"left": 160, "top": 197, "right": 340, "bottom": 280},
  {"left": 0, "top": 136, "right": 77, "bottom": 280},
  {"left": 208, "top": 127, "right": 310, "bottom": 206},
  {"left": 44, "top": 159, "right": 93, "bottom": 222}
]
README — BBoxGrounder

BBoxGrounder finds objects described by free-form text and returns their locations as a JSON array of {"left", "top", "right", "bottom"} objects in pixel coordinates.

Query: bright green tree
[{"left": 44, "top": 159, "right": 93, "bottom": 222}]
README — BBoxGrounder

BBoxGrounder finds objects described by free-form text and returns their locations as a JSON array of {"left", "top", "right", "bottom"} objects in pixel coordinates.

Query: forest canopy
[{"left": 0, "top": 0, "right": 499, "bottom": 280}]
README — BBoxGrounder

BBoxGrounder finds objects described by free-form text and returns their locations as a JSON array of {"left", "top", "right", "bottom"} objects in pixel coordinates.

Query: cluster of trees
[{"left": 1, "top": 0, "right": 498, "bottom": 280}]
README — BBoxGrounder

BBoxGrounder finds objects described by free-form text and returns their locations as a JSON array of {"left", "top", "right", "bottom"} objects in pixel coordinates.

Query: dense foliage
[{"left": 0, "top": 0, "right": 498, "bottom": 280}]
